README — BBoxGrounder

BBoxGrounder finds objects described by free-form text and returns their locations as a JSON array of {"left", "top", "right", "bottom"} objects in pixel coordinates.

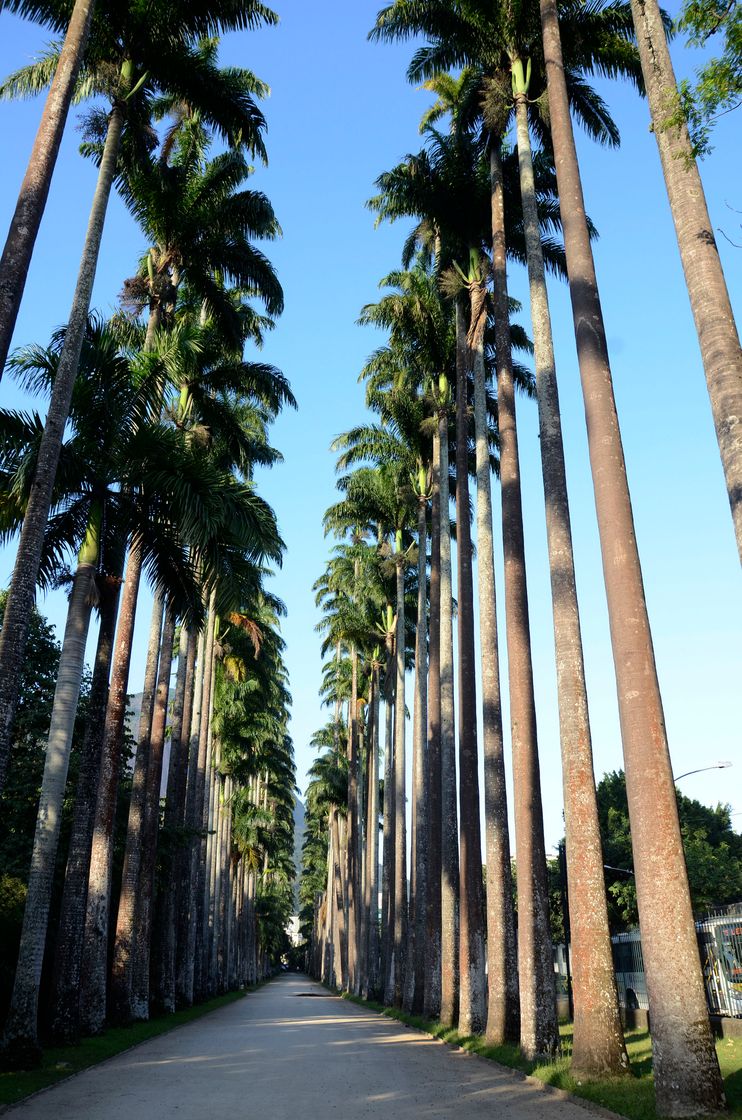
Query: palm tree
[
  {"left": 629, "top": 0, "right": 742, "bottom": 561},
  {"left": 539, "top": 0, "right": 725, "bottom": 1110},
  {"left": 0, "top": 0, "right": 94, "bottom": 379},
  {"left": 0, "top": 6, "right": 276, "bottom": 794}
]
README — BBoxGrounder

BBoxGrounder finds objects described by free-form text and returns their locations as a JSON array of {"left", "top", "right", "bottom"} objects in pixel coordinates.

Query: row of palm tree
[
  {"left": 0, "top": 0, "right": 297, "bottom": 1068},
  {"left": 302, "top": 1, "right": 735, "bottom": 1116}
]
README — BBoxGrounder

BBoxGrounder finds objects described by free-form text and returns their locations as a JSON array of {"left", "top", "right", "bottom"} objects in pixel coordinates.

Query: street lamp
[{"left": 674, "top": 761, "right": 732, "bottom": 782}]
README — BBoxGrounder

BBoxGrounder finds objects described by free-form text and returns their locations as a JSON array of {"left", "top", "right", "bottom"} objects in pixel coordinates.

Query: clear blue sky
[{"left": 0, "top": 1, "right": 739, "bottom": 854}]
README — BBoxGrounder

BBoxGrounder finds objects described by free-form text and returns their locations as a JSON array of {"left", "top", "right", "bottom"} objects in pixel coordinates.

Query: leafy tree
[
  {"left": 678, "top": 0, "right": 742, "bottom": 156},
  {"left": 598, "top": 770, "right": 742, "bottom": 929}
]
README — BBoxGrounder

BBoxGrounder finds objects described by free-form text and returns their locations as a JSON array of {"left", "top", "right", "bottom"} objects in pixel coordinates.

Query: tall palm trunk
[
  {"left": 189, "top": 597, "right": 216, "bottom": 1001},
  {"left": 2, "top": 507, "right": 102, "bottom": 1062},
  {"left": 194, "top": 644, "right": 217, "bottom": 1000},
  {"left": 539, "top": 2, "right": 725, "bottom": 1109},
  {"left": 490, "top": 144, "right": 558, "bottom": 1060},
  {"left": 366, "top": 664, "right": 381, "bottom": 997},
  {"left": 50, "top": 557, "right": 123, "bottom": 1043},
  {"left": 0, "top": 91, "right": 126, "bottom": 794},
  {"left": 109, "top": 589, "right": 165, "bottom": 1022},
  {"left": 454, "top": 298, "right": 486, "bottom": 1036},
  {"left": 0, "top": 0, "right": 95, "bottom": 379},
  {"left": 513, "top": 83, "right": 628, "bottom": 1075},
  {"left": 132, "top": 604, "right": 176, "bottom": 1018},
  {"left": 438, "top": 401, "right": 459, "bottom": 1028},
  {"left": 175, "top": 623, "right": 207, "bottom": 1006},
  {"left": 381, "top": 638, "right": 395, "bottom": 1003},
  {"left": 410, "top": 488, "right": 428, "bottom": 1014},
  {"left": 156, "top": 625, "right": 193, "bottom": 1012},
  {"left": 630, "top": 0, "right": 742, "bottom": 561},
  {"left": 78, "top": 541, "right": 143, "bottom": 1035},
  {"left": 423, "top": 426, "right": 442, "bottom": 1021},
  {"left": 469, "top": 277, "right": 519, "bottom": 1046},
  {"left": 392, "top": 538, "right": 407, "bottom": 1006},
  {"left": 347, "top": 647, "right": 360, "bottom": 994}
]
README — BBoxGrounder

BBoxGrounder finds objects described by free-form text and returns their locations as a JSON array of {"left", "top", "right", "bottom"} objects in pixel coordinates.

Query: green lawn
[
  {"left": 0, "top": 989, "right": 246, "bottom": 1109},
  {"left": 344, "top": 995, "right": 742, "bottom": 1120}
]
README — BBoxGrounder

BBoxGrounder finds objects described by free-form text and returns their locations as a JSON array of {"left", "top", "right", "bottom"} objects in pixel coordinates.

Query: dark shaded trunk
[
  {"left": 438, "top": 406, "right": 459, "bottom": 1028},
  {"left": 514, "top": 88, "right": 626, "bottom": 1074},
  {"left": 410, "top": 494, "right": 428, "bottom": 1014},
  {"left": 381, "top": 642, "right": 395, "bottom": 1004},
  {"left": 540, "top": 1, "right": 725, "bottom": 1108},
  {"left": 469, "top": 277, "right": 519, "bottom": 1046},
  {"left": 392, "top": 551, "right": 407, "bottom": 1007},
  {"left": 78, "top": 541, "right": 143, "bottom": 1035},
  {"left": 0, "top": 0, "right": 95, "bottom": 379},
  {"left": 155, "top": 625, "right": 192, "bottom": 1013},
  {"left": 454, "top": 298, "right": 486, "bottom": 1036},
  {"left": 132, "top": 604, "right": 176, "bottom": 1019},
  {"left": 109, "top": 589, "right": 164, "bottom": 1023},
  {"left": 490, "top": 144, "right": 558, "bottom": 1060},
  {"left": 0, "top": 97, "right": 125, "bottom": 795},
  {"left": 50, "top": 563, "right": 122, "bottom": 1043},
  {"left": 423, "top": 426, "right": 442, "bottom": 1021}
]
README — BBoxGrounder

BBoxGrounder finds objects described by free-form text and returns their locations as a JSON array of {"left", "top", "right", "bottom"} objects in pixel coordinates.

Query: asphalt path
[{"left": 8, "top": 975, "right": 603, "bottom": 1119}]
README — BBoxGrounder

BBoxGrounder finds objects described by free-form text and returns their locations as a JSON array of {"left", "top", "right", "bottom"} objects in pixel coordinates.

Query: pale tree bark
[
  {"left": 630, "top": 0, "right": 742, "bottom": 563},
  {"left": 0, "top": 0, "right": 95, "bottom": 378},
  {"left": 454, "top": 299, "right": 486, "bottom": 1036},
  {"left": 347, "top": 648, "right": 360, "bottom": 994},
  {"left": 194, "top": 641, "right": 217, "bottom": 1000},
  {"left": 392, "top": 546, "right": 407, "bottom": 1007},
  {"left": 132, "top": 603, "right": 176, "bottom": 1018},
  {"left": 514, "top": 86, "right": 628, "bottom": 1075},
  {"left": 469, "top": 278, "right": 519, "bottom": 1046},
  {"left": 1, "top": 518, "right": 100, "bottom": 1063},
  {"left": 423, "top": 427, "right": 442, "bottom": 1021},
  {"left": 0, "top": 96, "right": 125, "bottom": 794},
  {"left": 406, "top": 491, "right": 428, "bottom": 1014},
  {"left": 79, "top": 540, "right": 143, "bottom": 1035},
  {"left": 367, "top": 665, "right": 381, "bottom": 998},
  {"left": 491, "top": 143, "right": 558, "bottom": 1060},
  {"left": 439, "top": 405, "right": 459, "bottom": 1028},
  {"left": 381, "top": 644, "right": 395, "bottom": 1004},
  {"left": 50, "top": 560, "right": 122, "bottom": 1043},
  {"left": 109, "top": 589, "right": 165, "bottom": 1023},
  {"left": 540, "top": 1, "right": 725, "bottom": 1108}
]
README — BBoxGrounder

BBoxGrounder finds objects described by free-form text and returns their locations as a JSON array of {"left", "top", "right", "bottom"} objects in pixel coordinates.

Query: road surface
[{"left": 8, "top": 975, "right": 602, "bottom": 1119}]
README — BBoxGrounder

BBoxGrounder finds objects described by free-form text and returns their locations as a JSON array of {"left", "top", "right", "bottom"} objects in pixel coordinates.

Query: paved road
[{"left": 10, "top": 975, "right": 597, "bottom": 1119}]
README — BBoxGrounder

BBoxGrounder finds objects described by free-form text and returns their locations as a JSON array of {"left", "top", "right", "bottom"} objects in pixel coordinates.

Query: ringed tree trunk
[
  {"left": 0, "top": 0, "right": 96, "bottom": 379},
  {"left": 175, "top": 622, "right": 207, "bottom": 1006},
  {"left": 0, "top": 89, "right": 126, "bottom": 795},
  {"left": 50, "top": 553, "right": 123, "bottom": 1043},
  {"left": 513, "top": 78, "right": 628, "bottom": 1075},
  {"left": 109, "top": 589, "right": 165, "bottom": 1023},
  {"left": 78, "top": 540, "right": 143, "bottom": 1035},
  {"left": 410, "top": 483, "right": 428, "bottom": 1014},
  {"left": 423, "top": 425, "right": 442, "bottom": 1021},
  {"left": 381, "top": 628, "right": 395, "bottom": 1005},
  {"left": 539, "top": 2, "right": 725, "bottom": 1110},
  {"left": 391, "top": 533, "right": 407, "bottom": 1007},
  {"left": 630, "top": 0, "right": 742, "bottom": 562},
  {"left": 366, "top": 662, "right": 381, "bottom": 998},
  {"left": 490, "top": 142, "right": 559, "bottom": 1061},
  {"left": 132, "top": 603, "right": 176, "bottom": 1019},
  {"left": 2, "top": 506, "right": 102, "bottom": 1064},
  {"left": 468, "top": 273, "right": 519, "bottom": 1046},
  {"left": 346, "top": 646, "right": 360, "bottom": 995},
  {"left": 454, "top": 297, "right": 486, "bottom": 1036},
  {"left": 438, "top": 396, "right": 460, "bottom": 1028}
]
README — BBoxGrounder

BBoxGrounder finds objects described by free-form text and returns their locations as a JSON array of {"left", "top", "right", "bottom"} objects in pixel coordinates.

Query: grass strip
[
  {"left": 0, "top": 988, "right": 249, "bottom": 1110},
  {"left": 342, "top": 993, "right": 742, "bottom": 1120}
]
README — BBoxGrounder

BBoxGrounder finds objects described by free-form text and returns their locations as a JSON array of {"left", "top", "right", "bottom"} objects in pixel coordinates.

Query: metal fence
[
  {"left": 610, "top": 902, "right": 742, "bottom": 1018},
  {"left": 554, "top": 902, "right": 742, "bottom": 1019}
]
